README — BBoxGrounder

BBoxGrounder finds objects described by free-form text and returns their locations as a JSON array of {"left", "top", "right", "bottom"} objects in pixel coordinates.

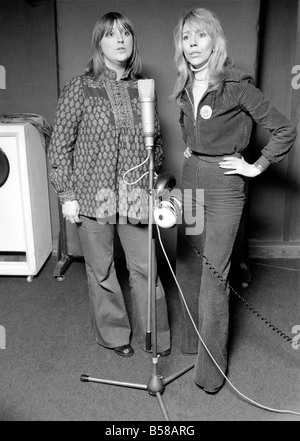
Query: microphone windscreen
[{"left": 138, "top": 79, "right": 155, "bottom": 100}]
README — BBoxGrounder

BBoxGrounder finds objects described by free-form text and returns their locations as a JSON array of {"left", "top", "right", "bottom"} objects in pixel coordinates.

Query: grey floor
[{"left": 0, "top": 255, "right": 299, "bottom": 421}]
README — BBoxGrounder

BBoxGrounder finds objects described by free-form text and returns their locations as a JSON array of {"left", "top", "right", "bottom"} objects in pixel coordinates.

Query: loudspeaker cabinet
[{"left": 0, "top": 123, "right": 52, "bottom": 281}]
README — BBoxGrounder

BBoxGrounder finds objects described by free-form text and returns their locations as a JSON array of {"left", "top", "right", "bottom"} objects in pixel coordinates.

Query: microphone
[
  {"left": 154, "top": 173, "right": 176, "bottom": 197},
  {"left": 138, "top": 79, "right": 155, "bottom": 148}
]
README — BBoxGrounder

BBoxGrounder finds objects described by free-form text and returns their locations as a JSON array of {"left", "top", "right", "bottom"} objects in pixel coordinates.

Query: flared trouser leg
[
  {"left": 178, "top": 155, "right": 245, "bottom": 390},
  {"left": 194, "top": 197, "right": 244, "bottom": 389},
  {"left": 77, "top": 217, "right": 131, "bottom": 348},
  {"left": 77, "top": 216, "right": 170, "bottom": 352},
  {"left": 117, "top": 222, "right": 171, "bottom": 353}
]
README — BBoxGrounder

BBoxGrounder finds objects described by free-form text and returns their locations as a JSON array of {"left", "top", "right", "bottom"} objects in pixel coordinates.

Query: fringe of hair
[
  {"left": 171, "top": 8, "right": 231, "bottom": 106},
  {"left": 85, "top": 12, "right": 142, "bottom": 81}
]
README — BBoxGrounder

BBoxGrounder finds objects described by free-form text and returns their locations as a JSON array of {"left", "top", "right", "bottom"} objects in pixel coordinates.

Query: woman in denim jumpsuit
[{"left": 172, "top": 8, "right": 296, "bottom": 393}]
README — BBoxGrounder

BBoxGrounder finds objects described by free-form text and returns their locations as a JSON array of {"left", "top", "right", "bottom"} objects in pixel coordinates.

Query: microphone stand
[{"left": 80, "top": 88, "right": 195, "bottom": 422}]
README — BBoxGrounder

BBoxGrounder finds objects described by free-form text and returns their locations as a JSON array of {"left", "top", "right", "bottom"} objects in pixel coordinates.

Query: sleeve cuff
[
  {"left": 254, "top": 155, "right": 271, "bottom": 172},
  {"left": 58, "top": 190, "right": 77, "bottom": 204}
]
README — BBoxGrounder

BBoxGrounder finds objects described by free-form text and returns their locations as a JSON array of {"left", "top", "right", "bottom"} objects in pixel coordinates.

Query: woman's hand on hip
[
  {"left": 218, "top": 156, "right": 262, "bottom": 178},
  {"left": 62, "top": 200, "right": 80, "bottom": 223}
]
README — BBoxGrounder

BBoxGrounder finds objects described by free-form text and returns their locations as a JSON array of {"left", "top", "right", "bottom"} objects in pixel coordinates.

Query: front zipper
[
  {"left": 186, "top": 90, "right": 197, "bottom": 127},
  {"left": 186, "top": 88, "right": 210, "bottom": 127}
]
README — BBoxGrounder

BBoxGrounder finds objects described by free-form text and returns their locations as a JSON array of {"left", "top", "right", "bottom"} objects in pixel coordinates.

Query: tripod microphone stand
[
  {"left": 80, "top": 146, "right": 194, "bottom": 421},
  {"left": 80, "top": 79, "right": 194, "bottom": 421}
]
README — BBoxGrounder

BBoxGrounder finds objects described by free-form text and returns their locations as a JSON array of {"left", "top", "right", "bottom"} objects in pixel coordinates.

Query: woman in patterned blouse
[
  {"left": 48, "top": 12, "right": 171, "bottom": 358},
  {"left": 172, "top": 8, "right": 296, "bottom": 394}
]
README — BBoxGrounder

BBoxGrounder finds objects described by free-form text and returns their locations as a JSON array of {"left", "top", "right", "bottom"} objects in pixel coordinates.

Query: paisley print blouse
[{"left": 48, "top": 68, "right": 164, "bottom": 223}]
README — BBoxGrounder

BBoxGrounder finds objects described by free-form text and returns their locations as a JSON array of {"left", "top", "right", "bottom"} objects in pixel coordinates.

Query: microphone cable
[
  {"left": 202, "top": 254, "right": 293, "bottom": 345},
  {"left": 156, "top": 224, "right": 300, "bottom": 417},
  {"left": 182, "top": 232, "right": 294, "bottom": 347},
  {"left": 0, "top": 113, "right": 53, "bottom": 150},
  {"left": 122, "top": 152, "right": 156, "bottom": 186}
]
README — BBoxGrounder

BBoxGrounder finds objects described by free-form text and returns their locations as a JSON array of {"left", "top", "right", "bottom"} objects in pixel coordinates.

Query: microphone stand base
[
  {"left": 80, "top": 362, "right": 195, "bottom": 421},
  {"left": 147, "top": 374, "right": 165, "bottom": 396}
]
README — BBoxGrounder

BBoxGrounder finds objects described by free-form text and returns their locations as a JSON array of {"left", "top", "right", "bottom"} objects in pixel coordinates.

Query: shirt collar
[{"left": 104, "top": 66, "right": 129, "bottom": 81}]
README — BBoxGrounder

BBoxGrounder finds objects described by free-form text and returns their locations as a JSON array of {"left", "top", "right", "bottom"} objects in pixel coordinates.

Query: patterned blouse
[{"left": 48, "top": 68, "right": 164, "bottom": 222}]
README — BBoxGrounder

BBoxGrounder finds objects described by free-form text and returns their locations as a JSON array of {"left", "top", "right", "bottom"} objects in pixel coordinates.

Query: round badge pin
[{"left": 200, "top": 105, "right": 212, "bottom": 119}]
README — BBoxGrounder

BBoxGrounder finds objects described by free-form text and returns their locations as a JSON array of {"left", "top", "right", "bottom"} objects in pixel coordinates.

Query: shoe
[
  {"left": 195, "top": 383, "right": 222, "bottom": 395},
  {"left": 158, "top": 348, "right": 171, "bottom": 357},
  {"left": 113, "top": 344, "right": 134, "bottom": 357},
  {"left": 181, "top": 350, "right": 198, "bottom": 355},
  {"left": 203, "top": 387, "right": 221, "bottom": 395}
]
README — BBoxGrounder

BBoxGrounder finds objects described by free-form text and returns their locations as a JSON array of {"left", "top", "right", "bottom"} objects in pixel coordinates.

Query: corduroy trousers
[{"left": 177, "top": 153, "right": 245, "bottom": 391}]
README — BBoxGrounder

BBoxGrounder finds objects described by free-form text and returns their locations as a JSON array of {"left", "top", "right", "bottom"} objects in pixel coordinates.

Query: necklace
[
  {"left": 191, "top": 62, "right": 209, "bottom": 83},
  {"left": 190, "top": 60, "right": 209, "bottom": 72}
]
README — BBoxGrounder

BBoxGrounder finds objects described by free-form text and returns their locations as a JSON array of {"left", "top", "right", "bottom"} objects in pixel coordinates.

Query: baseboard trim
[
  {"left": 249, "top": 241, "right": 300, "bottom": 258},
  {"left": 51, "top": 242, "right": 300, "bottom": 260}
]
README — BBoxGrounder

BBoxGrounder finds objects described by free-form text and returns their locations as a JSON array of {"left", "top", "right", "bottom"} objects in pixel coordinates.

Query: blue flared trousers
[
  {"left": 77, "top": 216, "right": 170, "bottom": 353},
  {"left": 177, "top": 153, "right": 245, "bottom": 390}
]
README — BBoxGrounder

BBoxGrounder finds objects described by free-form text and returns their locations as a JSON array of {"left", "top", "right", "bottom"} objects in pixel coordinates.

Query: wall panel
[
  {"left": 249, "top": 0, "right": 300, "bottom": 256},
  {"left": 55, "top": 0, "right": 260, "bottom": 258}
]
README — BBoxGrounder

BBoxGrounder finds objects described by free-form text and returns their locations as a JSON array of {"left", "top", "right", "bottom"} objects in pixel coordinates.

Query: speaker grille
[{"left": 0, "top": 147, "right": 9, "bottom": 187}]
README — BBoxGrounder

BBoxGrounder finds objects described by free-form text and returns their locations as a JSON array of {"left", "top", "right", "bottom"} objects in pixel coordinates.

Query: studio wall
[
  {"left": 0, "top": 0, "right": 60, "bottom": 247},
  {"left": 0, "top": 0, "right": 299, "bottom": 262},
  {"left": 54, "top": 0, "right": 260, "bottom": 258},
  {"left": 248, "top": 0, "right": 300, "bottom": 257}
]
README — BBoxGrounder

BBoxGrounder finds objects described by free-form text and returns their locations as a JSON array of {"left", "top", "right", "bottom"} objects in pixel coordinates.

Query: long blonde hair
[
  {"left": 172, "top": 8, "right": 231, "bottom": 105},
  {"left": 85, "top": 12, "right": 142, "bottom": 80}
]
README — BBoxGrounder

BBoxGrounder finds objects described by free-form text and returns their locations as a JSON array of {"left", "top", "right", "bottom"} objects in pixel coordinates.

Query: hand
[
  {"left": 218, "top": 156, "right": 262, "bottom": 178},
  {"left": 62, "top": 200, "right": 80, "bottom": 223},
  {"left": 183, "top": 147, "right": 192, "bottom": 158}
]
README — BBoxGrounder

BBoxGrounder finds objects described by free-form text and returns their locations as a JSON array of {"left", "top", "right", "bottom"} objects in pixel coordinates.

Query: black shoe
[
  {"left": 113, "top": 344, "right": 134, "bottom": 357},
  {"left": 203, "top": 387, "right": 221, "bottom": 395},
  {"left": 181, "top": 350, "right": 198, "bottom": 355},
  {"left": 158, "top": 348, "right": 171, "bottom": 357},
  {"left": 195, "top": 383, "right": 222, "bottom": 395}
]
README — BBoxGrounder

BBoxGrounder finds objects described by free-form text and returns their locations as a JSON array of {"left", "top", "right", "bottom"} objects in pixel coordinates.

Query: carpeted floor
[{"left": 0, "top": 254, "right": 299, "bottom": 421}]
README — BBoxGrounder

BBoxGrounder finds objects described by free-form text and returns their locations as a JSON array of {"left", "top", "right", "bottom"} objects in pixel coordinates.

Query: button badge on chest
[{"left": 200, "top": 105, "right": 212, "bottom": 119}]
